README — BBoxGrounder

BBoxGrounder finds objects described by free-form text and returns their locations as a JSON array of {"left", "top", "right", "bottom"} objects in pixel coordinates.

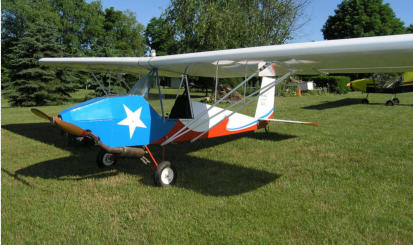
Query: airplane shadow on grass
[
  {"left": 3, "top": 123, "right": 294, "bottom": 196},
  {"left": 303, "top": 98, "right": 366, "bottom": 110},
  {"left": 303, "top": 98, "right": 413, "bottom": 110}
]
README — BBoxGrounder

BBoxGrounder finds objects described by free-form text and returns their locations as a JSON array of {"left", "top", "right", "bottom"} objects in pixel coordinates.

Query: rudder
[{"left": 255, "top": 64, "right": 276, "bottom": 119}]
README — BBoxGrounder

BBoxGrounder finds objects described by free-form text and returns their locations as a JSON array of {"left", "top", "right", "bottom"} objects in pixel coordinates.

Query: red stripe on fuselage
[{"left": 152, "top": 114, "right": 273, "bottom": 145}]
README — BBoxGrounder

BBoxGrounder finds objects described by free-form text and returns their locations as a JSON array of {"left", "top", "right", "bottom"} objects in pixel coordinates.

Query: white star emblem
[{"left": 117, "top": 105, "right": 147, "bottom": 139}]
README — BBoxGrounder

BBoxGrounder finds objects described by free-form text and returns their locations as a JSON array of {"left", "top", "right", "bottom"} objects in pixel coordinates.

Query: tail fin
[{"left": 255, "top": 63, "right": 276, "bottom": 120}]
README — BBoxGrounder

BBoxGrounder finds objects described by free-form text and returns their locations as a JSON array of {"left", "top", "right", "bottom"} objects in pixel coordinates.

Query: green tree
[
  {"left": 157, "top": 0, "right": 308, "bottom": 93},
  {"left": 322, "top": 0, "right": 406, "bottom": 40},
  {"left": 91, "top": 7, "right": 145, "bottom": 95},
  {"left": 49, "top": 0, "right": 105, "bottom": 55},
  {"left": 95, "top": 7, "right": 146, "bottom": 57},
  {"left": 2, "top": 0, "right": 147, "bottom": 104},
  {"left": 145, "top": 17, "right": 178, "bottom": 56},
  {"left": 164, "top": 0, "right": 309, "bottom": 53},
  {"left": 5, "top": 20, "right": 71, "bottom": 106},
  {"left": 407, "top": 24, "right": 413, "bottom": 33},
  {"left": 1, "top": 0, "right": 86, "bottom": 99},
  {"left": 2, "top": 0, "right": 59, "bottom": 81}
]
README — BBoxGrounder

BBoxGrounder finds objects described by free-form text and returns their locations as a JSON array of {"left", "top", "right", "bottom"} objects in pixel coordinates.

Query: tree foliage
[
  {"left": 5, "top": 21, "right": 71, "bottom": 106},
  {"left": 96, "top": 7, "right": 145, "bottom": 57},
  {"left": 145, "top": 17, "right": 178, "bottom": 56},
  {"left": 144, "top": 0, "right": 309, "bottom": 93},
  {"left": 322, "top": 0, "right": 407, "bottom": 40},
  {"left": 408, "top": 24, "right": 413, "bottom": 33},
  {"left": 1, "top": 0, "right": 146, "bottom": 106},
  {"left": 152, "top": 0, "right": 309, "bottom": 53}
]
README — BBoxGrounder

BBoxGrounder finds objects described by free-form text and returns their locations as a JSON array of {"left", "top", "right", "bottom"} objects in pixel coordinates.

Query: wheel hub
[
  {"left": 161, "top": 167, "right": 174, "bottom": 185},
  {"left": 102, "top": 153, "right": 115, "bottom": 166}
]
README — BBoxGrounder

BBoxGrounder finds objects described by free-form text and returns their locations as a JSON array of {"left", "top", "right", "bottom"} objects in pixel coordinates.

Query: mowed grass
[{"left": 2, "top": 90, "right": 413, "bottom": 244}]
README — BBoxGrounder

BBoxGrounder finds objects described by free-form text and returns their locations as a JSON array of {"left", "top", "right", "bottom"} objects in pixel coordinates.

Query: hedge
[{"left": 311, "top": 75, "right": 351, "bottom": 94}]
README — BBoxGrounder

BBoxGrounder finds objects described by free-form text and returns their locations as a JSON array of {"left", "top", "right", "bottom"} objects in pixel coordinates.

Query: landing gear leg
[
  {"left": 143, "top": 146, "right": 177, "bottom": 187},
  {"left": 392, "top": 94, "right": 399, "bottom": 105}
]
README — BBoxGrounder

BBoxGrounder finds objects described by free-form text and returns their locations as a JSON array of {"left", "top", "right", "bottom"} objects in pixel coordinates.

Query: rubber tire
[
  {"left": 97, "top": 150, "right": 117, "bottom": 168},
  {"left": 385, "top": 100, "right": 394, "bottom": 106},
  {"left": 154, "top": 161, "right": 177, "bottom": 187},
  {"left": 361, "top": 99, "right": 369, "bottom": 104},
  {"left": 392, "top": 98, "right": 400, "bottom": 104}
]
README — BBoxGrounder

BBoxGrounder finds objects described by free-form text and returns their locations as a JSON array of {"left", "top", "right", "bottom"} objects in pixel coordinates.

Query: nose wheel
[
  {"left": 95, "top": 146, "right": 177, "bottom": 186},
  {"left": 97, "top": 150, "right": 117, "bottom": 168}
]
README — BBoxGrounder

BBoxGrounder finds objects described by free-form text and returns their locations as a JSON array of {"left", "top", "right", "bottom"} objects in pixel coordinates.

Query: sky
[{"left": 100, "top": 0, "right": 413, "bottom": 43}]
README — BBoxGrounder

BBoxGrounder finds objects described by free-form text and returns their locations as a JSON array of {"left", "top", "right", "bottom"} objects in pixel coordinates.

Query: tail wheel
[
  {"left": 392, "top": 98, "right": 400, "bottom": 104},
  {"left": 154, "top": 161, "right": 177, "bottom": 187},
  {"left": 97, "top": 150, "right": 117, "bottom": 168},
  {"left": 385, "top": 100, "right": 394, "bottom": 106}
]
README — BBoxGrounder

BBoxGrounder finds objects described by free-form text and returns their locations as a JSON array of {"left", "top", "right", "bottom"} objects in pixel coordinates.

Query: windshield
[{"left": 129, "top": 71, "right": 154, "bottom": 96}]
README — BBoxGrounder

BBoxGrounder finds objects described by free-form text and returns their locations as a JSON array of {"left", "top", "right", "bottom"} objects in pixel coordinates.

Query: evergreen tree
[
  {"left": 2, "top": 0, "right": 147, "bottom": 104},
  {"left": 6, "top": 20, "right": 71, "bottom": 106},
  {"left": 322, "top": 0, "right": 406, "bottom": 40}
]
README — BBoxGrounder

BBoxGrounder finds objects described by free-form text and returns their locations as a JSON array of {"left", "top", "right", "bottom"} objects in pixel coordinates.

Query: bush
[
  {"left": 302, "top": 88, "right": 328, "bottom": 96},
  {"left": 312, "top": 75, "right": 350, "bottom": 94}
]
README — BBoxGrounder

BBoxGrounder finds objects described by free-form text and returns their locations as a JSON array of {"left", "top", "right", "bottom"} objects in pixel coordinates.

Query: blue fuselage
[{"left": 59, "top": 96, "right": 177, "bottom": 147}]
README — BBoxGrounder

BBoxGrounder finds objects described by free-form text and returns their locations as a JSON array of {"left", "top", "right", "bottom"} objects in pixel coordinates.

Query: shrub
[{"left": 312, "top": 75, "right": 350, "bottom": 94}]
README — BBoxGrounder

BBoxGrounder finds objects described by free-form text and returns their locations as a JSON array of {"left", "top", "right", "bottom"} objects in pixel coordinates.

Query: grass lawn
[{"left": 2, "top": 90, "right": 413, "bottom": 244}]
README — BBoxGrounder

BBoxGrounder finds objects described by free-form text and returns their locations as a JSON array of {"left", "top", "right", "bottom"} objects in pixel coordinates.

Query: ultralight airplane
[
  {"left": 32, "top": 34, "right": 413, "bottom": 186},
  {"left": 347, "top": 71, "right": 413, "bottom": 105}
]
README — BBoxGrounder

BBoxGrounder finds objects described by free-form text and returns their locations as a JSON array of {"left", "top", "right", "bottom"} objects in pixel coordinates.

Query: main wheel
[
  {"left": 392, "top": 98, "right": 400, "bottom": 104},
  {"left": 154, "top": 161, "right": 177, "bottom": 187},
  {"left": 97, "top": 150, "right": 117, "bottom": 168},
  {"left": 361, "top": 99, "right": 369, "bottom": 104},
  {"left": 385, "top": 100, "right": 394, "bottom": 106}
]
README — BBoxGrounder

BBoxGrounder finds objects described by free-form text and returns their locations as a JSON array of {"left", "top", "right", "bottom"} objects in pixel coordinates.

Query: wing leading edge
[{"left": 40, "top": 34, "right": 413, "bottom": 78}]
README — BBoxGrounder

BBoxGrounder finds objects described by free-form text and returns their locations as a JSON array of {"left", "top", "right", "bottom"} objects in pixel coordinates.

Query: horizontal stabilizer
[{"left": 260, "top": 118, "right": 320, "bottom": 127}]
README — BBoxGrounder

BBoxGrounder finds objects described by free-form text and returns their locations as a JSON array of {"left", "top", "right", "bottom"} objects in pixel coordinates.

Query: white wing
[{"left": 40, "top": 34, "right": 413, "bottom": 78}]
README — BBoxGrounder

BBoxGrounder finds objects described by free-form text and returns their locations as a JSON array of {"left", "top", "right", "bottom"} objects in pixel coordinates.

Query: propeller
[
  {"left": 30, "top": 108, "right": 146, "bottom": 159},
  {"left": 31, "top": 108, "right": 52, "bottom": 121},
  {"left": 31, "top": 108, "right": 88, "bottom": 137}
]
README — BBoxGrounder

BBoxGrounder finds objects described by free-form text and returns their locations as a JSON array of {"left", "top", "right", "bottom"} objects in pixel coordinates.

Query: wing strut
[
  {"left": 243, "top": 60, "right": 249, "bottom": 104},
  {"left": 190, "top": 70, "right": 295, "bottom": 142},
  {"left": 90, "top": 72, "right": 108, "bottom": 96},
  {"left": 161, "top": 63, "right": 273, "bottom": 146},
  {"left": 183, "top": 74, "right": 194, "bottom": 118},
  {"left": 154, "top": 69, "right": 165, "bottom": 120},
  {"left": 214, "top": 60, "right": 220, "bottom": 102}
]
